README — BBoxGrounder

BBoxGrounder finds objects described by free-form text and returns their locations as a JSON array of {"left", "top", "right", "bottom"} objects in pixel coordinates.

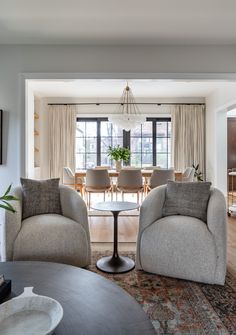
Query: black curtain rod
[{"left": 47, "top": 102, "right": 205, "bottom": 106}]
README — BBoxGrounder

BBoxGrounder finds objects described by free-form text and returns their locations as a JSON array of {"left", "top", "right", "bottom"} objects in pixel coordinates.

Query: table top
[
  {"left": 91, "top": 201, "right": 139, "bottom": 212},
  {"left": 0, "top": 262, "right": 155, "bottom": 335},
  {"left": 76, "top": 169, "right": 182, "bottom": 179}
]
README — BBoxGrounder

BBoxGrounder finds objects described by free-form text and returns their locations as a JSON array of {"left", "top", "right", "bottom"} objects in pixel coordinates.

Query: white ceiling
[
  {"left": 29, "top": 79, "right": 236, "bottom": 98},
  {"left": 1, "top": 0, "right": 236, "bottom": 45}
]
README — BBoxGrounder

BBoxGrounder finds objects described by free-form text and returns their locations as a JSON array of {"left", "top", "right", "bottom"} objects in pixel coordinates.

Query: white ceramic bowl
[{"left": 0, "top": 287, "right": 63, "bottom": 335}]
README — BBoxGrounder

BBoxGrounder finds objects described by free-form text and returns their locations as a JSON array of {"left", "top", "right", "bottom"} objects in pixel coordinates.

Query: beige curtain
[
  {"left": 171, "top": 105, "right": 205, "bottom": 176},
  {"left": 48, "top": 105, "right": 76, "bottom": 181}
]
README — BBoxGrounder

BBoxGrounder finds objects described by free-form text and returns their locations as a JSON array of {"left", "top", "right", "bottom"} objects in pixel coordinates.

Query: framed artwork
[{"left": 0, "top": 110, "right": 2, "bottom": 164}]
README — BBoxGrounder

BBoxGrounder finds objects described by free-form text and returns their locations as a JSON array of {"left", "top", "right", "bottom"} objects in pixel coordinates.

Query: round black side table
[{"left": 91, "top": 201, "right": 139, "bottom": 274}]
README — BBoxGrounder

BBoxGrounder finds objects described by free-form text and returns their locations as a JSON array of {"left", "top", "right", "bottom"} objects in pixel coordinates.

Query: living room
[{"left": 1, "top": 1, "right": 236, "bottom": 334}]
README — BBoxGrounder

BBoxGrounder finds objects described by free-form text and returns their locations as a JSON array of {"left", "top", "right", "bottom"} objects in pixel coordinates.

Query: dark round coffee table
[
  {"left": 0, "top": 262, "right": 155, "bottom": 335},
  {"left": 91, "top": 201, "right": 139, "bottom": 274}
]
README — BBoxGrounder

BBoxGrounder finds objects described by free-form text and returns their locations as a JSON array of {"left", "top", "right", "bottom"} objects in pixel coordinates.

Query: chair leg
[
  {"left": 104, "top": 192, "right": 106, "bottom": 202},
  {"left": 137, "top": 191, "right": 139, "bottom": 204},
  {"left": 88, "top": 192, "right": 91, "bottom": 209}
]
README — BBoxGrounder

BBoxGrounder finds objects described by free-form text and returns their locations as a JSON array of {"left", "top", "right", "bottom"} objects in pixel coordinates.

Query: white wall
[
  {"left": 1, "top": 44, "right": 236, "bottom": 193},
  {"left": 25, "top": 82, "right": 35, "bottom": 178},
  {"left": 206, "top": 84, "right": 236, "bottom": 195}
]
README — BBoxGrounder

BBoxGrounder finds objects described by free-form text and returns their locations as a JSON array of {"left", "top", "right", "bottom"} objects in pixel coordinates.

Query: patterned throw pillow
[
  {"left": 162, "top": 181, "right": 211, "bottom": 223},
  {"left": 20, "top": 178, "right": 62, "bottom": 220}
]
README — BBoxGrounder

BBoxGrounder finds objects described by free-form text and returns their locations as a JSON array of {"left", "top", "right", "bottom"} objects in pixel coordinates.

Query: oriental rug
[{"left": 89, "top": 250, "right": 236, "bottom": 335}]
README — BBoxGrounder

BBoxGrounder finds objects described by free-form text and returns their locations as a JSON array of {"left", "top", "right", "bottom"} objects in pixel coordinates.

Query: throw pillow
[
  {"left": 20, "top": 178, "right": 62, "bottom": 220},
  {"left": 162, "top": 181, "right": 211, "bottom": 222}
]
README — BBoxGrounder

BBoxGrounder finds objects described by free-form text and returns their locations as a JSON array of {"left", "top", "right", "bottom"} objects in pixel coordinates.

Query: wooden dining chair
[
  {"left": 85, "top": 169, "right": 113, "bottom": 208},
  {"left": 146, "top": 168, "right": 175, "bottom": 193},
  {"left": 116, "top": 169, "right": 144, "bottom": 204}
]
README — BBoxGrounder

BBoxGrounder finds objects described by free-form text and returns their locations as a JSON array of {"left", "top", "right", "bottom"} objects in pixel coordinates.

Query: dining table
[{"left": 75, "top": 169, "right": 182, "bottom": 181}]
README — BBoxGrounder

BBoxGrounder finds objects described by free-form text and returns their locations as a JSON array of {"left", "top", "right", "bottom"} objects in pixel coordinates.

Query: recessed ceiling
[
  {"left": 28, "top": 79, "right": 236, "bottom": 98},
  {"left": 1, "top": 0, "right": 236, "bottom": 45}
]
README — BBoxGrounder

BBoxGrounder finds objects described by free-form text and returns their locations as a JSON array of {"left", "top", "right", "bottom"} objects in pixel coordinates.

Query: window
[
  {"left": 100, "top": 121, "right": 123, "bottom": 168},
  {"left": 156, "top": 121, "right": 171, "bottom": 168},
  {"left": 76, "top": 121, "right": 97, "bottom": 169},
  {"left": 76, "top": 118, "right": 171, "bottom": 169},
  {"left": 130, "top": 122, "right": 153, "bottom": 167}
]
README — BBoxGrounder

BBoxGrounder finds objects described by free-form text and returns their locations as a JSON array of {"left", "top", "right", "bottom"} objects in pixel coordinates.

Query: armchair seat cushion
[
  {"left": 13, "top": 214, "right": 89, "bottom": 267},
  {"left": 140, "top": 215, "right": 216, "bottom": 283}
]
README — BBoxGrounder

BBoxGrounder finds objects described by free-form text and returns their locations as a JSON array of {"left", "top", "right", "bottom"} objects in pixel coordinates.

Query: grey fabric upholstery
[
  {"left": 136, "top": 185, "right": 227, "bottom": 285},
  {"left": 2, "top": 185, "right": 91, "bottom": 267},
  {"left": 85, "top": 169, "right": 111, "bottom": 190},
  {"left": 148, "top": 168, "right": 175, "bottom": 189},
  {"left": 20, "top": 178, "right": 62, "bottom": 219},
  {"left": 117, "top": 169, "right": 143, "bottom": 192},
  {"left": 85, "top": 169, "right": 112, "bottom": 208},
  {"left": 162, "top": 181, "right": 211, "bottom": 222}
]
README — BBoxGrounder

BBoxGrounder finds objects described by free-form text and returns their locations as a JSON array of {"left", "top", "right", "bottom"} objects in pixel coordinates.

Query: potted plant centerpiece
[{"left": 107, "top": 145, "right": 131, "bottom": 171}]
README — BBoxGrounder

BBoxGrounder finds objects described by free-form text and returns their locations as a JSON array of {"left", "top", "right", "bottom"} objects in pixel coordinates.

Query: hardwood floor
[
  {"left": 90, "top": 214, "right": 236, "bottom": 275},
  {"left": 227, "top": 215, "right": 236, "bottom": 276},
  {"left": 89, "top": 215, "right": 139, "bottom": 243}
]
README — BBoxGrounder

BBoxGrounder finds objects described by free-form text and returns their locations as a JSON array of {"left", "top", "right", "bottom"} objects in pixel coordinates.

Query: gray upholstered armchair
[
  {"left": 1, "top": 185, "right": 91, "bottom": 267},
  {"left": 136, "top": 185, "right": 227, "bottom": 285}
]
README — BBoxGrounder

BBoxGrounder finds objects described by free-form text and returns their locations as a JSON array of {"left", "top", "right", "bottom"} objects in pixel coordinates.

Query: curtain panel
[
  {"left": 171, "top": 105, "right": 205, "bottom": 176},
  {"left": 48, "top": 105, "right": 76, "bottom": 181}
]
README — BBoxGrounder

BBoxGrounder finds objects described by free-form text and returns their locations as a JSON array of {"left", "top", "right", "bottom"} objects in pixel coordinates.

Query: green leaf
[
  {"left": 3, "top": 184, "right": 12, "bottom": 197},
  {"left": 0, "top": 195, "right": 19, "bottom": 201},
  {"left": 0, "top": 203, "right": 16, "bottom": 213},
  {"left": 107, "top": 145, "right": 130, "bottom": 162},
  {"left": 1, "top": 200, "right": 16, "bottom": 213}
]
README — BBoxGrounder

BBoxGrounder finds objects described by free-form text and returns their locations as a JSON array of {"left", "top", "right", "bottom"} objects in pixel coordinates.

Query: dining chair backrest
[
  {"left": 142, "top": 166, "right": 161, "bottom": 170},
  {"left": 63, "top": 167, "right": 75, "bottom": 185},
  {"left": 149, "top": 168, "right": 175, "bottom": 188},
  {"left": 117, "top": 169, "right": 143, "bottom": 189},
  {"left": 95, "top": 166, "right": 111, "bottom": 170},
  {"left": 182, "top": 167, "right": 195, "bottom": 182},
  {"left": 85, "top": 169, "right": 111, "bottom": 188}
]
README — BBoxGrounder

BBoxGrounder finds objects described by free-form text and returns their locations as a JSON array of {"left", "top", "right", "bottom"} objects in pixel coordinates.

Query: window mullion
[
  {"left": 97, "top": 120, "right": 101, "bottom": 166},
  {"left": 153, "top": 121, "right": 156, "bottom": 166},
  {"left": 166, "top": 122, "right": 168, "bottom": 168},
  {"left": 123, "top": 130, "right": 130, "bottom": 166}
]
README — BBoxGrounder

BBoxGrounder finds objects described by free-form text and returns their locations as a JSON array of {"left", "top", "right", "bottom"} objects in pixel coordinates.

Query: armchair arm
[
  {"left": 207, "top": 188, "right": 227, "bottom": 284},
  {"left": 136, "top": 185, "right": 166, "bottom": 269},
  {"left": 139, "top": 185, "right": 166, "bottom": 232},
  {"left": 2, "top": 187, "right": 22, "bottom": 261},
  {"left": 59, "top": 185, "right": 90, "bottom": 243}
]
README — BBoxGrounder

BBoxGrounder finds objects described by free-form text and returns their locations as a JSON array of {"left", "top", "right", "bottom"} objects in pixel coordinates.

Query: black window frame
[{"left": 76, "top": 117, "right": 171, "bottom": 169}]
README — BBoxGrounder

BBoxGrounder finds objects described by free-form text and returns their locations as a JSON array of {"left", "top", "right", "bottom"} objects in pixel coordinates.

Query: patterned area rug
[{"left": 89, "top": 250, "right": 236, "bottom": 335}]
